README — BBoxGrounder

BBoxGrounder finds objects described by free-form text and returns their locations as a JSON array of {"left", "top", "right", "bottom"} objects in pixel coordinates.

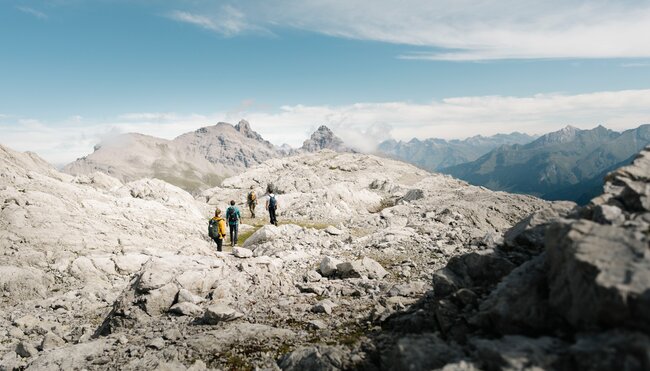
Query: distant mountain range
[
  {"left": 64, "top": 119, "right": 649, "bottom": 204},
  {"left": 63, "top": 121, "right": 350, "bottom": 193},
  {"left": 378, "top": 132, "right": 537, "bottom": 171},
  {"left": 441, "top": 124, "right": 650, "bottom": 204}
]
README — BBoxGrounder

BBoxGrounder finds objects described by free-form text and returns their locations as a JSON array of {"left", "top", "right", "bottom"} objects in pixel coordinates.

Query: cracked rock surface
[{"left": 10, "top": 143, "right": 637, "bottom": 370}]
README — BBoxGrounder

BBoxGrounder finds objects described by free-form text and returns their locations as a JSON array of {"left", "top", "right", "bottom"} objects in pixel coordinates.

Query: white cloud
[
  {"left": 167, "top": 5, "right": 267, "bottom": 37},
  {"left": 16, "top": 6, "right": 48, "bottom": 19},
  {"left": 168, "top": 0, "right": 650, "bottom": 60},
  {"left": 2, "top": 89, "right": 650, "bottom": 165},
  {"left": 621, "top": 61, "right": 650, "bottom": 68}
]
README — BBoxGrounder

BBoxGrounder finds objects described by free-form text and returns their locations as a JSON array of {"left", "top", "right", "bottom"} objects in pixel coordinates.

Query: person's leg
[
  {"left": 216, "top": 238, "right": 223, "bottom": 252},
  {"left": 233, "top": 223, "right": 239, "bottom": 245},
  {"left": 270, "top": 207, "right": 276, "bottom": 225},
  {"left": 229, "top": 225, "right": 235, "bottom": 246}
]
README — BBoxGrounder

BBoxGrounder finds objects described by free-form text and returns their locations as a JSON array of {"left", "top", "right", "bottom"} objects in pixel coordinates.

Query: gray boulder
[
  {"left": 169, "top": 302, "right": 204, "bottom": 316},
  {"left": 398, "top": 188, "right": 424, "bottom": 203},
  {"left": 337, "top": 257, "right": 388, "bottom": 279},
  {"left": 312, "top": 299, "right": 336, "bottom": 315},
  {"left": 383, "top": 333, "right": 464, "bottom": 371},
  {"left": 546, "top": 219, "right": 650, "bottom": 332},
  {"left": 554, "top": 330, "right": 650, "bottom": 371},
  {"left": 278, "top": 345, "right": 346, "bottom": 371},
  {"left": 503, "top": 201, "right": 575, "bottom": 252},
  {"left": 472, "top": 254, "right": 561, "bottom": 334},
  {"left": 603, "top": 145, "right": 650, "bottom": 212},
  {"left": 232, "top": 246, "right": 254, "bottom": 258},
  {"left": 201, "top": 304, "right": 244, "bottom": 325},
  {"left": 591, "top": 204, "right": 626, "bottom": 225},
  {"left": 441, "top": 250, "right": 516, "bottom": 289},
  {"left": 320, "top": 256, "right": 342, "bottom": 277},
  {"left": 470, "top": 335, "right": 566, "bottom": 370},
  {"left": 40, "top": 332, "right": 65, "bottom": 351},
  {"left": 15, "top": 341, "right": 38, "bottom": 358}
]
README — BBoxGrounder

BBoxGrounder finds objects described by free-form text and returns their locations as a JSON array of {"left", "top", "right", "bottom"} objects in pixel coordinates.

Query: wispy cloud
[
  {"left": 167, "top": 5, "right": 267, "bottom": 37},
  {"left": 16, "top": 6, "right": 48, "bottom": 19},
  {"left": 621, "top": 62, "right": 650, "bottom": 68},
  {"left": 167, "top": 0, "right": 650, "bottom": 60},
  {"left": 3, "top": 89, "right": 650, "bottom": 165}
]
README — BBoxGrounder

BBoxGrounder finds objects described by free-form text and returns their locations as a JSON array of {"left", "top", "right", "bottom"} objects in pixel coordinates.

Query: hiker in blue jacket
[{"left": 225, "top": 200, "right": 242, "bottom": 247}]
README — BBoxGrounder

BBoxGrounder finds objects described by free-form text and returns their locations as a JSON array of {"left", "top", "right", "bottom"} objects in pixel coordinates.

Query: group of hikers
[{"left": 208, "top": 185, "right": 279, "bottom": 252}]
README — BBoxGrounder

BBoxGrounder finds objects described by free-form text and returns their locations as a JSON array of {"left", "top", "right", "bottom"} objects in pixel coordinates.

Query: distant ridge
[
  {"left": 63, "top": 120, "right": 281, "bottom": 193},
  {"left": 63, "top": 122, "right": 357, "bottom": 193},
  {"left": 442, "top": 124, "right": 650, "bottom": 204},
  {"left": 378, "top": 132, "right": 537, "bottom": 171}
]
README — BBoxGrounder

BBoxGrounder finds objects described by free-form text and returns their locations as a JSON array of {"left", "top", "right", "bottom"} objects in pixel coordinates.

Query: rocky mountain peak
[
  {"left": 301, "top": 125, "right": 354, "bottom": 153},
  {"left": 235, "top": 119, "right": 265, "bottom": 142},
  {"left": 532, "top": 125, "right": 579, "bottom": 146},
  {"left": 63, "top": 120, "right": 280, "bottom": 193}
]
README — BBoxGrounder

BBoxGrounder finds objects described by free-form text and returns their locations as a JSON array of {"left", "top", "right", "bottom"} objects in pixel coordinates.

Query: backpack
[
  {"left": 227, "top": 207, "right": 239, "bottom": 223},
  {"left": 268, "top": 195, "right": 277, "bottom": 209},
  {"left": 208, "top": 219, "right": 219, "bottom": 238},
  {"left": 248, "top": 191, "right": 257, "bottom": 203}
]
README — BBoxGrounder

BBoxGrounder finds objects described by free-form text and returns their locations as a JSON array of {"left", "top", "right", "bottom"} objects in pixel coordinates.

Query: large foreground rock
[{"left": 546, "top": 219, "right": 650, "bottom": 332}]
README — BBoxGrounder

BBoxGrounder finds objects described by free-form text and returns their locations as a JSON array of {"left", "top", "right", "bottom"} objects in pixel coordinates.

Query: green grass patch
[
  {"left": 231, "top": 218, "right": 332, "bottom": 248},
  {"left": 224, "top": 352, "right": 252, "bottom": 371},
  {"left": 279, "top": 220, "right": 330, "bottom": 230},
  {"left": 237, "top": 224, "right": 265, "bottom": 246}
]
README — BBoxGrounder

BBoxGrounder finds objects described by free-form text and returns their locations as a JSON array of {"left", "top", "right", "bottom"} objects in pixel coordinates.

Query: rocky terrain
[
  {"left": 63, "top": 120, "right": 282, "bottom": 194},
  {"left": 1, "top": 140, "right": 648, "bottom": 370}
]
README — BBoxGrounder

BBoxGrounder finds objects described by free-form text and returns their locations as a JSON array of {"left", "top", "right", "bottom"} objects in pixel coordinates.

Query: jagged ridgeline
[
  {"left": 441, "top": 124, "right": 650, "bottom": 204},
  {"left": 62, "top": 121, "right": 353, "bottom": 195},
  {"left": 62, "top": 120, "right": 280, "bottom": 195},
  {"left": 1, "top": 139, "right": 649, "bottom": 369}
]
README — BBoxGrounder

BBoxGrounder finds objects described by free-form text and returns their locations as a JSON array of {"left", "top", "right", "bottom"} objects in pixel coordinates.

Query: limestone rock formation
[
  {"left": 371, "top": 145, "right": 650, "bottom": 370},
  {"left": 63, "top": 120, "right": 280, "bottom": 194},
  {"left": 301, "top": 125, "right": 355, "bottom": 153},
  {"left": 7, "top": 141, "right": 643, "bottom": 370}
]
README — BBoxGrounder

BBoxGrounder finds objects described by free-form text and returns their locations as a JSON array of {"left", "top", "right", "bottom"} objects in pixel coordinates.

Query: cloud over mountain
[{"left": 3, "top": 89, "right": 650, "bottom": 165}]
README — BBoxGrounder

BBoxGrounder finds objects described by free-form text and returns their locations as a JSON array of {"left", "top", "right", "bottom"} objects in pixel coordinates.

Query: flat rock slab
[
  {"left": 202, "top": 304, "right": 244, "bottom": 324},
  {"left": 337, "top": 257, "right": 388, "bottom": 279},
  {"left": 169, "top": 302, "right": 203, "bottom": 316},
  {"left": 232, "top": 246, "right": 254, "bottom": 258}
]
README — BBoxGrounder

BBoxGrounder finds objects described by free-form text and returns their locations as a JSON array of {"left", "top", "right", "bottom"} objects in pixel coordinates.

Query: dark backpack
[
  {"left": 268, "top": 196, "right": 277, "bottom": 209},
  {"left": 208, "top": 219, "right": 219, "bottom": 238},
  {"left": 227, "top": 207, "right": 239, "bottom": 223}
]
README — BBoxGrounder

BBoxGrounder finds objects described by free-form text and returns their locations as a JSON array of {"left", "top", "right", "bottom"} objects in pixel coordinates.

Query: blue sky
[{"left": 2, "top": 0, "right": 650, "bottom": 164}]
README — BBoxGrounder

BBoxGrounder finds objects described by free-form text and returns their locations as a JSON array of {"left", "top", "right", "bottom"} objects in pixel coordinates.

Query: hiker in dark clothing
[
  {"left": 225, "top": 200, "right": 242, "bottom": 247},
  {"left": 266, "top": 193, "right": 278, "bottom": 226},
  {"left": 208, "top": 208, "right": 227, "bottom": 252}
]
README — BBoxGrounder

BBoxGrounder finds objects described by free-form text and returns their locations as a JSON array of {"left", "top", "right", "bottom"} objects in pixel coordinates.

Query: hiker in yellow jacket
[{"left": 208, "top": 208, "right": 227, "bottom": 252}]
